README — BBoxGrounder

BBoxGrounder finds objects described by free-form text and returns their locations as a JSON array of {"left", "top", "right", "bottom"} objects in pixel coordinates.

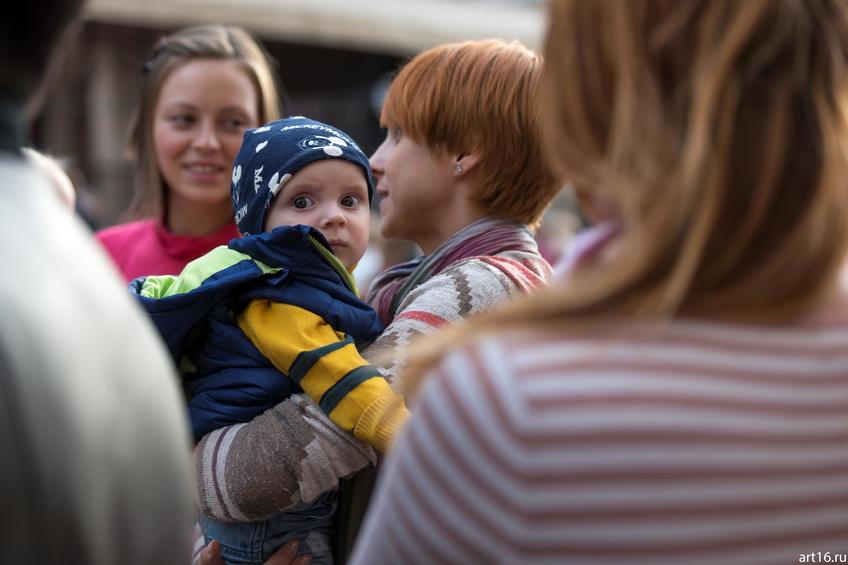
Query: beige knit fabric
[{"left": 196, "top": 250, "right": 551, "bottom": 521}]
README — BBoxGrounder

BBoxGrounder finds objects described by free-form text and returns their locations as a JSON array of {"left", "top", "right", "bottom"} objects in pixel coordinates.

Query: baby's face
[{"left": 264, "top": 159, "right": 370, "bottom": 270}]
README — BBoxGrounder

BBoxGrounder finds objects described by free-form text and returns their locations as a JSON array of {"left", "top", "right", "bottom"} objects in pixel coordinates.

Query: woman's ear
[{"left": 453, "top": 152, "right": 481, "bottom": 177}]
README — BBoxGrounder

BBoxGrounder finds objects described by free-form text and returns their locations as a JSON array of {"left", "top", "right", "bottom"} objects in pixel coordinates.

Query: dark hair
[{"left": 0, "top": 0, "right": 86, "bottom": 99}]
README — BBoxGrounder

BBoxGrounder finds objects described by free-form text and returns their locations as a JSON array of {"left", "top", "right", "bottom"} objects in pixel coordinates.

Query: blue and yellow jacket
[{"left": 131, "top": 225, "right": 407, "bottom": 450}]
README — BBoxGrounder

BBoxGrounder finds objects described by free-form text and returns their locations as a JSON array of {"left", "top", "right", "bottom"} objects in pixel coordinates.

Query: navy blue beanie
[{"left": 231, "top": 116, "right": 374, "bottom": 236}]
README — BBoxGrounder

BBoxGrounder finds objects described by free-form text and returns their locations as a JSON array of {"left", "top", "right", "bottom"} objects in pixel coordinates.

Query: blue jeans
[{"left": 200, "top": 491, "right": 336, "bottom": 565}]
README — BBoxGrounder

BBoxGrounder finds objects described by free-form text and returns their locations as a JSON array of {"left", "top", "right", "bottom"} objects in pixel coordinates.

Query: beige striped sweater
[{"left": 195, "top": 250, "right": 551, "bottom": 521}]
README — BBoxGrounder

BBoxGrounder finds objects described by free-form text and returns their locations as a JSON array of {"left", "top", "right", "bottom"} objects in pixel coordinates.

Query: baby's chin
[
  {"left": 341, "top": 257, "right": 362, "bottom": 273},
  {"left": 326, "top": 244, "right": 361, "bottom": 270},
  {"left": 338, "top": 255, "right": 359, "bottom": 272}
]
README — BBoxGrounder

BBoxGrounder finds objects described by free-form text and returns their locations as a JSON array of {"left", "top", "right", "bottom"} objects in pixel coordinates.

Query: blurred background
[{"left": 35, "top": 0, "right": 577, "bottom": 265}]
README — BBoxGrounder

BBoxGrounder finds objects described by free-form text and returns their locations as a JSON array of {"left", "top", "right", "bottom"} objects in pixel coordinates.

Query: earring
[{"left": 455, "top": 163, "right": 463, "bottom": 175}]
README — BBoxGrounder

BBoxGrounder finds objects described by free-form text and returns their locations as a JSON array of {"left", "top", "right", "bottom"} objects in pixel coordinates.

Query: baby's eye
[
  {"left": 292, "top": 195, "right": 315, "bottom": 209},
  {"left": 340, "top": 195, "right": 361, "bottom": 208},
  {"left": 391, "top": 127, "right": 403, "bottom": 140}
]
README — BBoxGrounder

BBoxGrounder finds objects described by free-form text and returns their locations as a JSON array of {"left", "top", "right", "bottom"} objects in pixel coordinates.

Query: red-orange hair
[{"left": 381, "top": 39, "right": 559, "bottom": 228}]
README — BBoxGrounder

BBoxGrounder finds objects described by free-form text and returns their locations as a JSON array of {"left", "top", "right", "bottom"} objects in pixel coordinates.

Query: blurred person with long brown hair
[
  {"left": 194, "top": 38, "right": 561, "bottom": 564},
  {"left": 97, "top": 24, "right": 281, "bottom": 281},
  {"left": 349, "top": 1, "right": 848, "bottom": 563}
]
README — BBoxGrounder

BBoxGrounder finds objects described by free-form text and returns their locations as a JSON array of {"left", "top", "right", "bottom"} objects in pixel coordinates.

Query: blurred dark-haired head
[{"left": 0, "top": 0, "right": 87, "bottom": 102}]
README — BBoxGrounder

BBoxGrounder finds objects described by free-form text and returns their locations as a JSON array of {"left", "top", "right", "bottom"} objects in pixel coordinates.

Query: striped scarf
[{"left": 366, "top": 217, "right": 539, "bottom": 325}]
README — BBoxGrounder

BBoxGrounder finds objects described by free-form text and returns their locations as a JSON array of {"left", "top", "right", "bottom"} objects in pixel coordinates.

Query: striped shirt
[{"left": 351, "top": 319, "right": 848, "bottom": 564}]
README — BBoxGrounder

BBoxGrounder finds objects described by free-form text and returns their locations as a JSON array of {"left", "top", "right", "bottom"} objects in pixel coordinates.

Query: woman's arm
[
  {"left": 195, "top": 258, "right": 536, "bottom": 520},
  {"left": 195, "top": 392, "right": 376, "bottom": 521}
]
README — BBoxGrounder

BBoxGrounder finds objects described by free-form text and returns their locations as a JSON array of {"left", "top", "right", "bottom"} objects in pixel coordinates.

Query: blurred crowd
[{"left": 3, "top": 1, "right": 847, "bottom": 564}]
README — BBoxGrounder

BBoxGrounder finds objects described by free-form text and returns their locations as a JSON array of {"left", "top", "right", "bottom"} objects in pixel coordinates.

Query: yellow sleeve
[{"left": 238, "top": 300, "right": 409, "bottom": 452}]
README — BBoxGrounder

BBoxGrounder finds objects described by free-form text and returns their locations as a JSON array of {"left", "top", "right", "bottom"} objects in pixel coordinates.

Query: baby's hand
[{"left": 196, "top": 539, "right": 311, "bottom": 565}]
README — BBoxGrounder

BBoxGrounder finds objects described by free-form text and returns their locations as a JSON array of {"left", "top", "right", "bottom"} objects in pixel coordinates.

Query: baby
[{"left": 132, "top": 117, "right": 407, "bottom": 564}]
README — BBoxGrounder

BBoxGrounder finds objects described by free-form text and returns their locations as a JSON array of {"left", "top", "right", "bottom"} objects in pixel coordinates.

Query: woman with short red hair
[{"left": 196, "top": 38, "right": 562, "bottom": 564}]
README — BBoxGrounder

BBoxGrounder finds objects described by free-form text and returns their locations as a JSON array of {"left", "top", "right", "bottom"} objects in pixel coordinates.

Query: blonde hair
[
  {"left": 403, "top": 0, "right": 848, "bottom": 390},
  {"left": 127, "top": 25, "right": 282, "bottom": 219},
  {"left": 381, "top": 39, "right": 559, "bottom": 228}
]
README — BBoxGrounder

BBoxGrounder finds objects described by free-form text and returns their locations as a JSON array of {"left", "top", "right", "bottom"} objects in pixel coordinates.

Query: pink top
[
  {"left": 352, "top": 319, "right": 848, "bottom": 565},
  {"left": 96, "top": 219, "right": 240, "bottom": 282}
]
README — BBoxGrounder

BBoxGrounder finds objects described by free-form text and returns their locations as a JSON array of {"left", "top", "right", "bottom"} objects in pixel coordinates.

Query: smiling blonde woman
[{"left": 97, "top": 25, "right": 281, "bottom": 281}]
